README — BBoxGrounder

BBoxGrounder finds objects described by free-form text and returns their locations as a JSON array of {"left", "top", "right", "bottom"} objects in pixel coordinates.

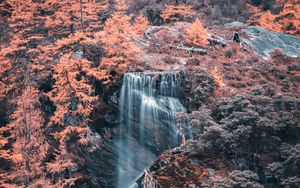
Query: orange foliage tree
[
  {"left": 48, "top": 53, "right": 97, "bottom": 127},
  {"left": 45, "top": 126, "right": 89, "bottom": 187},
  {"left": 0, "top": 1, "right": 52, "bottom": 186},
  {"left": 0, "top": 0, "right": 51, "bottom": 96},
  {"left": 0, "top": 0, "right": 109, "bottom": 186},
  {"left": 96, "top": 0, "right": 141, "bottom": 85},
  {"left": 0, "top": 84, "right": 49, "bottom": 186},
  {"left": 132, "top": 14, "right": 150, "bottom": 38},
  {"left": 45, "top": 0, "right": 108, "bottom": 37},
  {"left": 258, "top": 0, "right": 300, "bottom": 36},
  {"left": 185, "top": 18, "right": 209, "bottom": 48},
  {"left": 44, "top": 51, "right": 98, "bottom": 185},
  {"left": 161, "top": 5, "right": 195, "bottom": 22}
]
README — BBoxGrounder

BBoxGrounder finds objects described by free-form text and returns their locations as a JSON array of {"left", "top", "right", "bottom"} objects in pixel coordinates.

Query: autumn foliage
[
  {"left": 96, "top": 0, "right": 141, "bottom": 85},
  {"left": 258, "top": 0, "right": 300, "bottom": 37},
  {"left": 132, "top": 14, "right": 150, "bottom": 38},
  {"left": 48, "top": 53, "right": 98, "bottom": 126},
  {"left": 0, "top": 85, "right": 49, "bottom": 185},
  {"left": 161, "top": 5, "right": 195, "bottom": 22},
  {"left": 0, "top": 0, "right": 145, "bottom": 186},
  {"left": 185, "top": 18, "right": 209, "bottom": 48}
]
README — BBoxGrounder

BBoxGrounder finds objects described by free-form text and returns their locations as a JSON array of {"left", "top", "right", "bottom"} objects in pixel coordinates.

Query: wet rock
[{"left": 104, "top": 111, "right": 118, "bottom": 125}]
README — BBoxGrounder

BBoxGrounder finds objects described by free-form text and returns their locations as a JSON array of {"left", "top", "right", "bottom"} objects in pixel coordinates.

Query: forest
[{"left": 0, "top": 0, "right": 299, "bottom": 187}]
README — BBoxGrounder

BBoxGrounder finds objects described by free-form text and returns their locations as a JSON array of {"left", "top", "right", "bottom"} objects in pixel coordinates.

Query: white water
[{"left": 117, "top": 72, "right": 186, "bottom": 188}]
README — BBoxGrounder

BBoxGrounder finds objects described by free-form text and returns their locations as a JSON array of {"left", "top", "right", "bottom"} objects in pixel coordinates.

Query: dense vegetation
[{"left": 0, "top": 0, "right": 299, "bottom": 187}]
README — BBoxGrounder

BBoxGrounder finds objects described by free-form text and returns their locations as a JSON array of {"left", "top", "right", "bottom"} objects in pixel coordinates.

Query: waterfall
[{"left": 117, "top": 72, "right": 186, "bottom": 188}]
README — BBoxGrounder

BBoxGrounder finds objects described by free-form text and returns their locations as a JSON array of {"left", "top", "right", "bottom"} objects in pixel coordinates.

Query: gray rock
[{"left": 242, "top": 26, "right": 300, "bottom": 59}]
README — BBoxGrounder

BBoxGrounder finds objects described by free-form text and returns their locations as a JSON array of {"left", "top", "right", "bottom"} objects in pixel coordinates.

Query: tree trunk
[{"left": 80, "top": 0, "right": 84, "bottom": 31}]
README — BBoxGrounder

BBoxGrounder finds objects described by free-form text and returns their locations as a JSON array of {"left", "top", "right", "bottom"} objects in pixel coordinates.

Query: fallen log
[
  {"left": 171, "top": 45, "right": 208, "bottom": 54},
  {"left": 208, "top": 37, "right": 228, "bottom": 47}
]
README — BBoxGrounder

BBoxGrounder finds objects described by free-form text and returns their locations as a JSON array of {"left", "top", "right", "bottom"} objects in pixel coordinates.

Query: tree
[
  {"left": 80, "top": 0, "right": 84, "bottom": 31},
  {"left": 44, "top": 0, "right": 109, "bottom": 37},
  {"left": 0, "top": 0, "right": 109, "bottom": 186},
  {"left": 45, "top": 126, "right": 88, "bottom": 187},
  {"left": 185, "top": 18, "right": 209, "bottom": 48},
  {"left": 96, "top": 0, "right": 141, "bottom": 85},
  {"left": 258, "top": 10, "right": 281, "bottom": 32},
  {"left": 45, "top": 52, "right": 97, "bottom": 186},
  {"left": 0, "top": 1, "right": 53, "bottom": 186},
  {"left": 161, "top": 5, "right": 194, "bottom": 22},
  {"left": 132, "top": 14, "right": 150, "bottom": 38},
  {"left": 0, "top": 85, "right": 49, "bottom": 186},
  {"left": 257, "top": 0, "right": 300, "bottom": 37},
  {"left": 48, "top": 53, "right": 97, "bottom": 126},
  {"left": 0, "top": 0, "right": 51, "bottom": 97}
]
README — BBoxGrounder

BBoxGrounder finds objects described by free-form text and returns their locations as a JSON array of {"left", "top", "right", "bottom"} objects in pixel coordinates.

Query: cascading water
[{"left": 117, "top": 72, "right": 187, "bottom": 188}]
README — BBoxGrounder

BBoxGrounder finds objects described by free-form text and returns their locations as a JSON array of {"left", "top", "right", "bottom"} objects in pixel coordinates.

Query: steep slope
[{"left": 0, "top": 0, "right": 299, "bottom": 187}]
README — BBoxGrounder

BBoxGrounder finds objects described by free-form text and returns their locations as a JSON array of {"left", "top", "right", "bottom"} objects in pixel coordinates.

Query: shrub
[{"left": 224, "top": 47, "right": 233, "bottom": 58}]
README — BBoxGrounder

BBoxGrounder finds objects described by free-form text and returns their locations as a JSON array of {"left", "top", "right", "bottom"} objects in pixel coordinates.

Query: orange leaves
[
  {"left": 44, "top": 0, "right": 108, "bottom": 36},
  {"left": 46, "top": 126, "right": 89, "bottom": 187},
  {"left": 161, "top": 5, "right": 194, "bottom": 22},
  {"left": 55, "top": 31, "right": 88, "bottom": 50},
  {"left": 115, "top": 0, "right": 128, "bottom": 12},
  {"left": 259, "top": 11, "right": 281, "bottom": 32},
  {"left": 80, "top": 0, "right": 109, "bottom": 31},
  {"left": 49, "top": 54, "right": 97, "bottom": 126},
  {"left": 97, "top": 10, "right": 141, "bottom": 84},
  {"left": 185, "top": 18, "right": 209, "bottom": 48},
  {"left": 257, "top": 0, "right": 300, "bottom": 36},
  {"left": 210, "top": 66, "right": 225, "bottom": 88},
  {"left": 3, "top": 86, "right": 49, "bottom": 183},
  {"left": 132, "top": 14, "right": 149, "bottom": 38},
  {"left": 10, "top": 154, "right": 23, "bottom": 165},
  {"left": 0, "top": 0, "right": 112, "bottom": 186},
  {"left": 54, "top": 126, "right": 89, "bottom": 146},
  {"left": 46, "top": 151, "right": 78, "bottom": 176},
  {"left": 0, "top": 59, "right": 12, "bottom": 98}
]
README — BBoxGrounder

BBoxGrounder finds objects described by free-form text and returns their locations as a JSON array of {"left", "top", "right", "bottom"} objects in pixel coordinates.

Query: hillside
[{"left": 0, "top": 0, "right": 299, "bottom": 187}]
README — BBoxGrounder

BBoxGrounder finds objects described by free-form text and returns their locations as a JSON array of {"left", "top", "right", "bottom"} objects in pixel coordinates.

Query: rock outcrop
[{"left": 146, "top": 81, "right": 300, "bottom": 187}]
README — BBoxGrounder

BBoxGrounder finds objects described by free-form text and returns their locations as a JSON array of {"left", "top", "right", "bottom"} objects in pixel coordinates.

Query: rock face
[
  {"left": 144, "top": 70, "right": 300, "bottom": 187},
  {"left": 243, "top": 26, "right": 300, "bottom": 59}
]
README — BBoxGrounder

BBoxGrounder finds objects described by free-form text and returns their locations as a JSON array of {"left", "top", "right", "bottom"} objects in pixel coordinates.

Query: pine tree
[
  {"left": 48, "top": 53, "right": 97, "bottom": 126},
  {"left": 45, "top": 52, "right": 97, "bottom": 186},
  {"left": 257, "top": 0, "right": 299, "bottom": 37},
  {"left": 161, "top": 5, "right": 194, "bottom": 22},
  {"left": 0, "top": 85, "right": 49, "bottom": 186},
  {"left": 185, "top": 18, "right": 209, "bottom": 48},
  {"left": 0, "top": 0, "right": 109, "bottom": 186},
  {"left": 132, "top": 14, "right": 149, "bottom": 38},
  {"left": 96, "top": 0, "right": 141, "bottom": 85}
]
